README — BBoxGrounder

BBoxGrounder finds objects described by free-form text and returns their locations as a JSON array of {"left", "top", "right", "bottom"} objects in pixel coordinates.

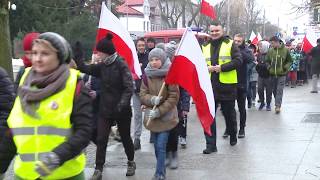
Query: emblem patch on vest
[{"left": 50, "top": 101, "right": 59, "bottom": 110}]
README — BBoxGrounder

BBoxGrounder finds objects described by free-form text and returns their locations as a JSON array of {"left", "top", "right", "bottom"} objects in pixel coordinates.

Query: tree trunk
[{"left": 0, "top": 0, "right": 13, "bottom": 79}]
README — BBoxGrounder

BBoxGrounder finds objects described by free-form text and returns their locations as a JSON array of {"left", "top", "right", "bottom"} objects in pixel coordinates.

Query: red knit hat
[{"left": 23, "top": 32, "right": 40, "bottom": 51}]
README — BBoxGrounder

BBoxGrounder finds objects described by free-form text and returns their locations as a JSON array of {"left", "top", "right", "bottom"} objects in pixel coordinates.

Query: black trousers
[
  {"left": 205, "top": 100, "right": 237, "bottom": 147},
  {"left": 166, "top": 125, "right": 178, "bottom": 152},
  {"left": 257, "top": 76, "right": 272, "bottom": 105},
  {"left": 177, "top": 112, "right": 188, "bottom": 138},
  {"left": 93, "top": 115, "right": 134, "bottom": 170},
  {"left": 236, "top": 88, "right": 247, "bottom": 129}
]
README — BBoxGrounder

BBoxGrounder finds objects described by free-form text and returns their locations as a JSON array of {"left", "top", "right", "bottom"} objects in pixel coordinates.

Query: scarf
[
  {"left": 103, "top": 53, "right": 118, "bottom": 66},
  {"left": 18, "top": 64, "right": 70, "bottom": 118},
  {"left": 144, "top": 58, "right": 171, "bottom": 78}
]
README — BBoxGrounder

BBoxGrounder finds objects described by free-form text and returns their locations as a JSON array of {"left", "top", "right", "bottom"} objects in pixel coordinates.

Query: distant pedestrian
[
  {"left": 248, "top": 43, "right": 259, "bottom": 108},
  {"left": 256, "top": 40, "right": 272, "bottom": 111},
  {"left": 75, "top": 33, "right": 136, "bottom": 179},
  {"left": 2, "top": 32, "right": 92, "bottom": 179},
  {"left": 132, "top": 37, "right": 149, "bottom": 150},
  {"left": 140, "top": 48, "right": 179, "bottom": 180},
  {"left": 308, "top": 38, "right": 320, "bottom": 93},
  {"left": 296, "top": 43, "right": 308, "bottom": 85},
  {"left": 265, "top": 36, "right": 292, "bottom": 114},
  {"left": 288, "top": 47, "right": 301, "bottom": 88},
  {"left": 14, "top": 32, "right": 40, "bottom": 91},
  {"left": 233, "top": 34, "right": 254, "bottom": 138},
  {"left": 147, "top": 37, "right": 156, "bottom": 52}
]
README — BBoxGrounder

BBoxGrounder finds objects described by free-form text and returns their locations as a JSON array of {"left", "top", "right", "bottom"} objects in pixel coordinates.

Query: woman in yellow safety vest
[{"left": 1, "top": 32, "right": 92, "bottom": 180}]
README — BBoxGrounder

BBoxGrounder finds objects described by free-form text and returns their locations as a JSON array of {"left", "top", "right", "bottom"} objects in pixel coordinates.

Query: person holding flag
[
  {"left": 140, "top": 47, "right": 179, "bottom": 180},
  {"left": 202, "top": 21, "right": 242, "bottom": 152},
  {"left": 74, "top": 33, "right": 136, "bottom": 179}
]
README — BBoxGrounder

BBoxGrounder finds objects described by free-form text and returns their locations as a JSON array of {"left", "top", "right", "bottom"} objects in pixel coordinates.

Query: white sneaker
[{"left": 180, "top": 137, "right": 187, "bottom": 148}]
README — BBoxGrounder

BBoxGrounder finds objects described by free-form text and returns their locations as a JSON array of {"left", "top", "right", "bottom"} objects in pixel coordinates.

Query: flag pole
[
  {"left": 146, "top": 28, "right": 190, "bottom": 126},
  {"left": 146, "top": 82, "right": 166, "bottom": 126}
]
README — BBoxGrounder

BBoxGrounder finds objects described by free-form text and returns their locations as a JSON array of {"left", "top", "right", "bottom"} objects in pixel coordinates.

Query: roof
[
  {"left": 123, "top": 0, "right": 144, "bottom": 6},
  {"left": 116, "top": 4, "right": 144, "bottom": 15}
]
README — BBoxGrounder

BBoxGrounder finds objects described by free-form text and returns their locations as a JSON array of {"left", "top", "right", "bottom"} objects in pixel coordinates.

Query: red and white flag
[
  {"left": 165, "top": 28, "right": 215, "bottom": 136},
  {"left": 95, "top": 2, "right": 142, "bottom": 79},
  {"left": 302, "top": 29, "right": 318, "bottom": 53},
  {"left": 257, "top": 32, "right": 263, "bottom": 42},
  {"left": 200, "top": 0, "right": 223, "bottom": 20},
  {"left": 249, "top": 31, "right": 259, "bottom": 45}
]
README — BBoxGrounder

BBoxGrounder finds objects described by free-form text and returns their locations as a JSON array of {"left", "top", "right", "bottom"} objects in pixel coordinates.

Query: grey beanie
[
  {"left": 38, "top": 32, "right": 72, "bottom": 64},
  {"left": 155, "top": 43, "right": 165, "bottom": 51},
  {"left": 259, "top": 40, "right": 270, "bottom": 54},
  {"left": 148, "top": 48, "right": 167, "bottom": 64},
  {"left": 165, "top": 41, "right": 177, "bottom": 60}
]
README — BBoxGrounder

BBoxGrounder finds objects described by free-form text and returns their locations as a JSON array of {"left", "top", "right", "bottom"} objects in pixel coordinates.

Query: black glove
[{"left": 35, "top": 152, "right": 60, "bottom": 177}]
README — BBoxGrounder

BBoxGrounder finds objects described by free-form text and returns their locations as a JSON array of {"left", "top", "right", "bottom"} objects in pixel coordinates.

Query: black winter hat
[
  {"left": 96, "top": 33, "right": 116, "bottom": 55},
  {"left": 38, "top": 32, "right": 72, "bottom": 64}
]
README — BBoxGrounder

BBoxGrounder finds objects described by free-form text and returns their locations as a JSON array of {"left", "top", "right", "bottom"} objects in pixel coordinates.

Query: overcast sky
[{"left": 256, "top": 0, "right": 309, "bottom": 32}]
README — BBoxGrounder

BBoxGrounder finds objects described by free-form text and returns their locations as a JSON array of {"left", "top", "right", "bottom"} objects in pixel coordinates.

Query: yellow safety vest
[
  {"left": 7, "top": 68, "right": 85, "bottom": 180},
  {"left": 202, "top": 40, "right": 238, "bottom": 84}
]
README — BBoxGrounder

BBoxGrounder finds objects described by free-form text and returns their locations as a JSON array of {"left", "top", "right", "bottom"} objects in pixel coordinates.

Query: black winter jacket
[
  {"left": 177, "top": 87, "right": 190, "bottom": 112},
  {"left": 135, "top": 51, "right": 149, "bottom": 93},
  {"left": 309, "top": 45, "right": 320, "bottom": 74},
  {"left": 0, "top": 78, "right": 92, "bottom": 173},
  {"left": 75, "top": 54, "right": 133, "bottom": 119},
  {"left": 210, "top": 36, "right": 242, "bottom": 101},
  {"left": 0, "top": 67, "right": 14, "bottom": 124},
  {"left": 238, "top": 44, "right": 255, "bottom": 90},
  {"left": 256, "top": 53, "right": 270, "bottom": 78}
]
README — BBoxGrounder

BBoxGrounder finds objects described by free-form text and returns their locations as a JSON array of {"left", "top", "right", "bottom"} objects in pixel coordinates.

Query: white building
[{"left": 116, "top": 0, "right": 152, "bottom": 38}]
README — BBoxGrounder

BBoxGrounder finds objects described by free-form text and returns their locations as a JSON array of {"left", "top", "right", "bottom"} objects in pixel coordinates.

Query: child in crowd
[{"left": 140, "top": 48, "right": 179, "bottom": 180}]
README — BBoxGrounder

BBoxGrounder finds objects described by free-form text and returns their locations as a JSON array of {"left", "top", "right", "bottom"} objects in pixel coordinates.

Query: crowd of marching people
[{"left": 0, "top": 20, "right": 320, "bottom": 180}]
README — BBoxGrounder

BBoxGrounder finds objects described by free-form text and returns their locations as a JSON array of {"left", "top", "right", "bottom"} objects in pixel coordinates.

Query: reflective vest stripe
[
  {"left": 19, "top": 152, "right": 52, "bottom": 162},
  {"left": 19, "top": 153, "right": 36, "bottom": 161},
  {"left": 38, "top": 127, "right": 71, "bottom": 136},
  {"left": 11, "top": 127, "right": 71, "bottom": 136},
  {"left": 11, "top": 127, "right": 34, "bottom": 135},
  {"left": 219, "top": 56, "right": 231, "bottom": 60}
]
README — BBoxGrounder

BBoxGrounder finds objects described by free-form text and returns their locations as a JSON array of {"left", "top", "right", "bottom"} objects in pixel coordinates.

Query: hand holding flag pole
[{"left": 146, "top": 82, "right": 166, "bottom": 127}]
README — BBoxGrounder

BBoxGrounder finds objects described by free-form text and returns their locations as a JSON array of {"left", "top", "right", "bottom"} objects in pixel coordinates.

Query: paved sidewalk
[{"left": 4, "top": 83, "right": 320, "bottom": 180}]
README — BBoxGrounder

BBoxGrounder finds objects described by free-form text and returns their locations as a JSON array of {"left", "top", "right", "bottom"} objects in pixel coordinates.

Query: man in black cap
[{"left": 74, "top": 33, "right": 136, "bottom": 180}]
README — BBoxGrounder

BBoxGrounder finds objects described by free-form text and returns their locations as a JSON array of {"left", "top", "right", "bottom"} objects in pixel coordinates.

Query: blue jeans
[{"left": 153, "top": 131, "right": 170, "bottom": 177}]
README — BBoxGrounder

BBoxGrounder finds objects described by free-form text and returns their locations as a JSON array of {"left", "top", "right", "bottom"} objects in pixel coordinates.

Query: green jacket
[{"left": 266, "top": 44, "right": 292, "bottom": 76}]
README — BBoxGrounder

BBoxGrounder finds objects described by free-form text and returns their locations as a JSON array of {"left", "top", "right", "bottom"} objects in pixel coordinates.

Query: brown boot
[{"left": 275, "top": 106, "right": 281, "bottom": 114}]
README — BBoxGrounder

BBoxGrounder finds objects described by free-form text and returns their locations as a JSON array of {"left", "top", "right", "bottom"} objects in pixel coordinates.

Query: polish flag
[
  {"left": 302, "top": 29, "right": 318, "bottom": 53},
  {"left": 95, "top": 2, "right": 142, "bottom": 79},
  {"left": 257, "top": 32, "right": 263, "bottom": 41},
  {"left": 165, "top": 28, "right": 215, "bottom": 136},
  {"left": 249, "top": 31, "right": 259, "bottom": 45},
  {"left": 200, "top": 0, "right": 223, "bottom": 20}
]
